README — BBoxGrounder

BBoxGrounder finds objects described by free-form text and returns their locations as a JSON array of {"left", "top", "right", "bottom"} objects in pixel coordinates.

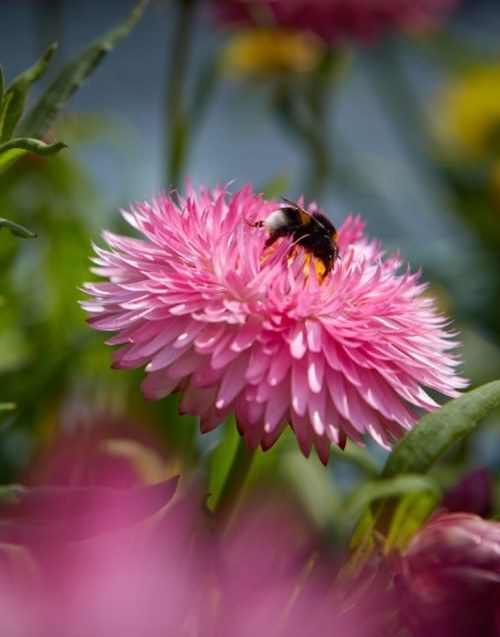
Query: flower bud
[{"left": 397, "top": 512, "right": 500, "bottom": 637}]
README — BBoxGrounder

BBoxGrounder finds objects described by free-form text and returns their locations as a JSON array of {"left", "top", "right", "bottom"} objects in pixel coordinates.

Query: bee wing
[
  {"left": 279, "top": 198, "right": 336, "bottom": 235},
  {"left": 279, "top": 196, "right": 306, "bottom": 212},
  {"left": 311, "top": 211, "right": 338, "bottom": 237},
  {"left": 279, "top": 196, "right": 312, "bottom": 226}
]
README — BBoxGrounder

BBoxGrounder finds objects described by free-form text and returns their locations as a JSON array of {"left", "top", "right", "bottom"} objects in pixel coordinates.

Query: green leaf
[
  {"left": 340, "top": 508, "right": 376, "bottom": 581},
  {"left": 0, "top": 137, "right": 67, "bottom": 157},
  {"left": 19, "top": 0, "right": 148, "bottom": 139},
  {"left": 0, "top": 137, "right": 67, "bottom": 171},
  {"left": 0, "top": 146, "right": 27, "bottom": 171},
  {"left": 383, "top": 491, "right": 438, "bottom": 553},
  {"left": 0, "top": 402, "right": 16, "bottom": 412},
  {"left": 382, "top": 380, "right": 500, "bottom": 479},
  {"left": 331, "top": 440, "right": 380, "bottom": 478},
  {"left": 0, "top": 64, "right": 4, "bottom": 100},
  {"left": 344, "top": 381, "right": 500, "bottom": 578},
  {"left": 207, "top": 420, "right": 257, "bottom": 516},
  {"left": 279, "top": 448, "right": 344, "bottom": 533},
  {"left": 206, "top": 421, "right": 241, "bottom": 512},
  {"left": 0, "top": 44, "right": 57, "bottom": 142},
  {"left": 0, "top": 91, "right": 14, "bottom": 141},
  {"left": 0, "top": 217, "right": 37, "bottom": 239},
  {"left": 344, "top": 474, "right": 440, "bottom": 523},
  {"left": 342, "top": 488, "right": 438, "bottom": 581}
]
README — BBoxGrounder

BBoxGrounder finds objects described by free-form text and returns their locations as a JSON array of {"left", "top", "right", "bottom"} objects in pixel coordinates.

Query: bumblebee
[{"left": 248, "top": 197, "right": 339, "bottom": 279}]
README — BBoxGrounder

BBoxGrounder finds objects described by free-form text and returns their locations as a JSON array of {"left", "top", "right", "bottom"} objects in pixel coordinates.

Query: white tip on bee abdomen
[{"left": 263, "top": 209, "right": 286, "bottom": 230}]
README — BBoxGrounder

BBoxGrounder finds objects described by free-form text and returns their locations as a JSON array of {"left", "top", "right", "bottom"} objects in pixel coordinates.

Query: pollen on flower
[{"left": 83, "top": 183, "right": 467, "bottom": 464}]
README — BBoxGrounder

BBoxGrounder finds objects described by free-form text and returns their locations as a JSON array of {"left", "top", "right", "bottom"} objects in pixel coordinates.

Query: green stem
[
  {"left": 273, "top": 49, "right": 339, "bottom": 201},
  {"left": 306, "top": 140, "right": 330, "bottom": 201},
  {"left": 307, "top": 57, "right": 334, "bottom": 199},
  {"left": 190, "top": 53, "right": 220, "bottom": 134},
  {"left": 164, "top": 0, "right": 197, "bottom": 188},
  {"left": 215, "top": 435, "right": 255, "bottom": 521},
  {"left": 274, "top": 82, "right": 331, "bottom": 200}
]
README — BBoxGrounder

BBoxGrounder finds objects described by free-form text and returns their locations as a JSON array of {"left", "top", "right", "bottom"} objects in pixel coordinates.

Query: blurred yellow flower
[
  {"left": 222, "top": 27, "right": 325, "bottom": 77},
  {"left": 438, "top": 64, "right": 500, "bottom": 159}
]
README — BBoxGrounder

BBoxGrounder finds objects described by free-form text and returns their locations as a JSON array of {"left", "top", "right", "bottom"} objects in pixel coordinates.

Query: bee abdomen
[{"left": 262, "top": 209, "right": 288, "bottom": 230}]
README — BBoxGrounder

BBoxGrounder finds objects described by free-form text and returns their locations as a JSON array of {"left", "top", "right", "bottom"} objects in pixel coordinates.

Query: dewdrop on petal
[{"left": 83, "top": 183, "right": 467, "bottom": 464}]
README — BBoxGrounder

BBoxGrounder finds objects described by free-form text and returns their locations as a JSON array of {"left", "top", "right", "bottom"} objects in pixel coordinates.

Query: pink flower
[
  {"left": 396, "top": 512, "right": 500, "bottom": 637},
  {"left": 214, "top": 0, "right": 459, "bottom": 43},
  {"left": 0, "top": 486, "right": 391, "bottom": 637},
  {"left": 83, "top": 184, "right": 466, "bottom": 463},
  {"left": 211, "top": 498, "right": 388, "bottom": 636}
]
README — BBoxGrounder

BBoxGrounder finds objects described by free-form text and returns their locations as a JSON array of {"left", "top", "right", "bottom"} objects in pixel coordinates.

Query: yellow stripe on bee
[
  {"left": 287, "top": 250, "right": 326, "bottom": 283},
  {"left": 298, "top": 210, "right": 312, "bottom": 225}
]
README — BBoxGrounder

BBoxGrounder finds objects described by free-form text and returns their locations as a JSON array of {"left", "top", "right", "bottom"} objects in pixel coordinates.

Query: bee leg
[
  {"left": 320, "top": 257, "right": 334, "bottom": 281},
  {"left": 264, "top": 233, "right": 279, "bottom": 249},
  {"left": 244, "top": 219, "right": 264, "bottom": 228}
]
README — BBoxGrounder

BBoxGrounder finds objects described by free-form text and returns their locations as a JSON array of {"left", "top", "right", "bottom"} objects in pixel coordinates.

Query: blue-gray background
[{"left": 0, "top": 1, "right": 497, "bottom": 231}]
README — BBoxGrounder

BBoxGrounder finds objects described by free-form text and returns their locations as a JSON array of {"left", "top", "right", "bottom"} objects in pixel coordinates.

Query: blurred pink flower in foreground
[
  {"left": 0, "top": 486, "right": 384, "bottom": 637},
  {"left": 397, "top": 511, "right": 500, "bottom": 637},
  {"left": 83, "top": 184, "right": 466, "bottom": 463},
  {"left": 0, "top": 477, "right": 181, "bottom": 636},
  {"left": 214, "top": 0, "right": 459, "bottom": 43}
]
